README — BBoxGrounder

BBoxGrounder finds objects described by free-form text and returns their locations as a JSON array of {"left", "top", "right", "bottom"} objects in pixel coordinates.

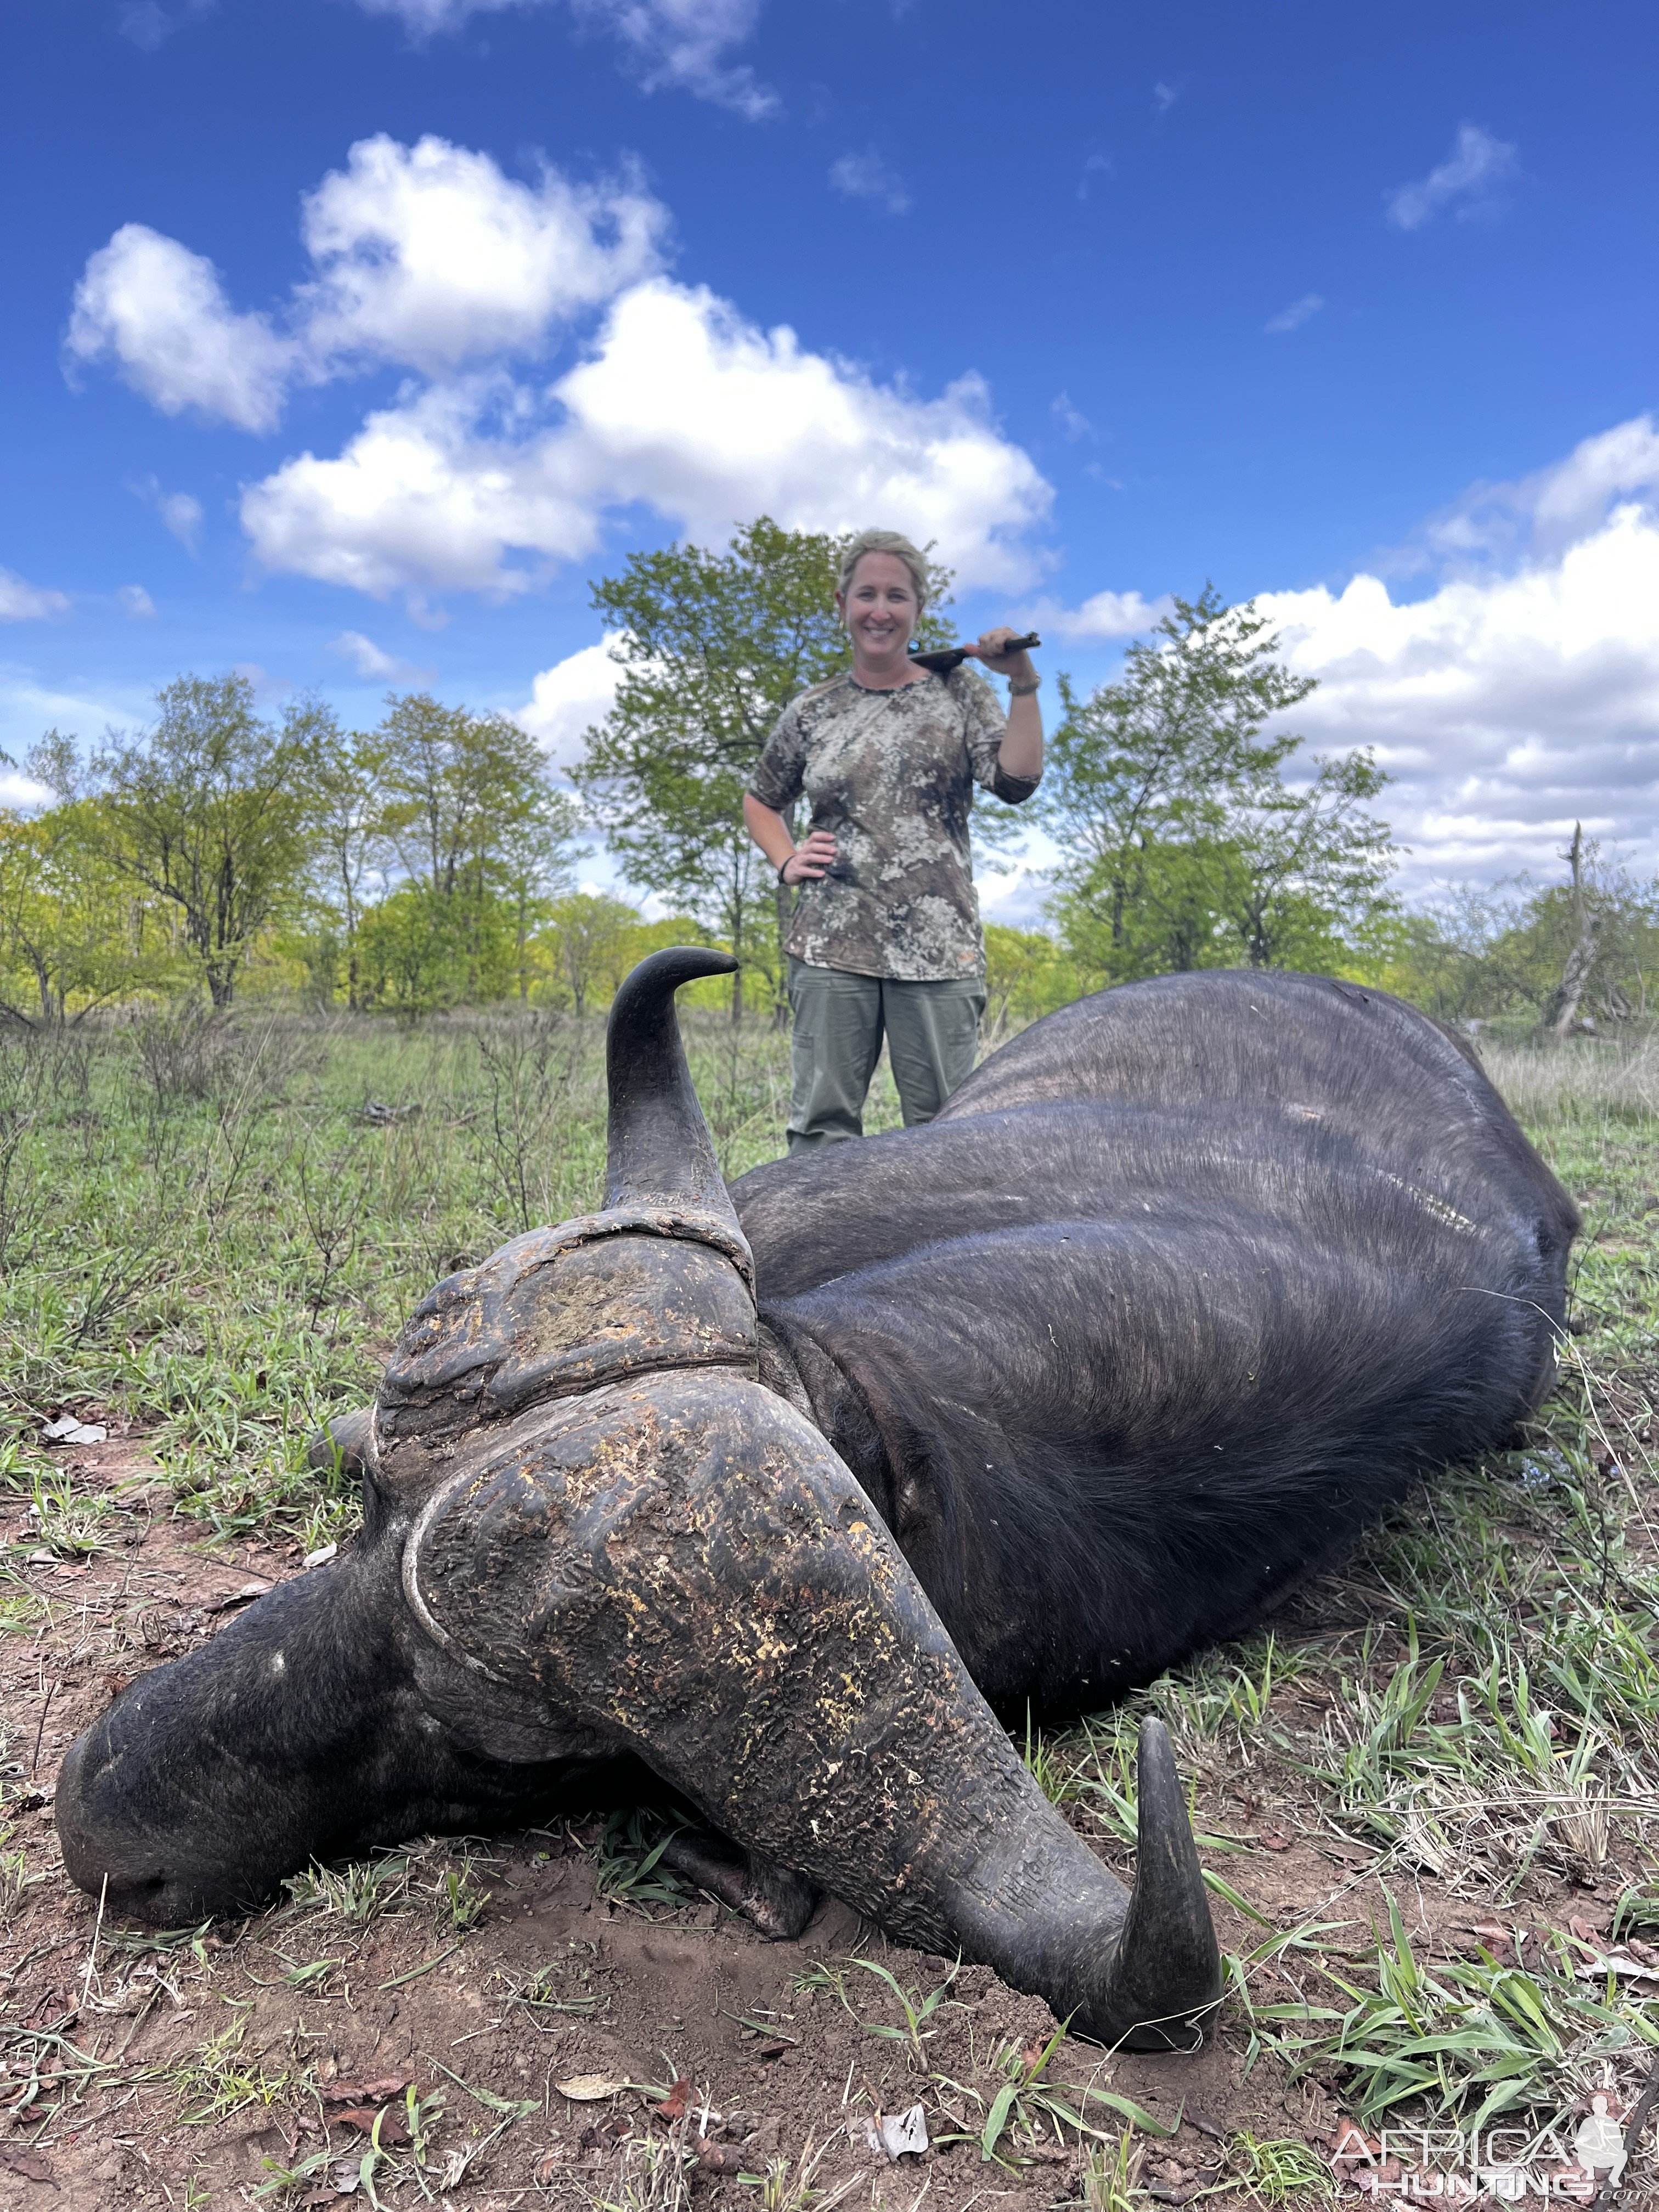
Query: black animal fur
[{"left": 738, "top": 971, "right": 1575, "bottom": 1711}]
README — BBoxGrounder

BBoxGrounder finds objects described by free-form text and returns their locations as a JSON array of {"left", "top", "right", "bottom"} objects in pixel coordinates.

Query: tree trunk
[{"left": 1542, "top": 823, "right": 1600, "bottom": 1038}]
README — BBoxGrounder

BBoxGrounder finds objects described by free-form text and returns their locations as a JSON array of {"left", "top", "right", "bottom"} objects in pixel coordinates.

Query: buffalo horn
[
  {"left": 1096, "top": 1717, "right": 1221, "bottom": 2047},
  {"left": 605, "top": 946, "right": 743, "bottom": 1231}
]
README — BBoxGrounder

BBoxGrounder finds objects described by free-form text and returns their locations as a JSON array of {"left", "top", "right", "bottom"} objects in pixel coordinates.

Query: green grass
[{"left": 0, "top": 1006, "right": 875, "bottom": 1541}]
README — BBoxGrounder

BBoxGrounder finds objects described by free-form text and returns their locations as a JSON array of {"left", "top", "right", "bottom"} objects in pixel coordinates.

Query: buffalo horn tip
[{"left": 1107, "top": 1716, "right": 1223, "bottom": 2051}]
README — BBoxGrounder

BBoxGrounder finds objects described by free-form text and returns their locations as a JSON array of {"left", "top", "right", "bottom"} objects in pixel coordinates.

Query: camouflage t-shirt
[{"left": 747, "top": 665, "right": 1041, "bottom": 983}]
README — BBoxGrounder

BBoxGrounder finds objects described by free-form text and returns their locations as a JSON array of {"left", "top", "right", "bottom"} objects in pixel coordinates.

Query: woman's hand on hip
[{"left": 781, "top": 829, "right": 838, "bottom": 884}]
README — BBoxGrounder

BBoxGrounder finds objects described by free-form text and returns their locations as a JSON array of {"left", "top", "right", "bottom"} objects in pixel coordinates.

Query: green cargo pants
[{"left": 786, "top": 958, "right": 986, "bottom": 1153}]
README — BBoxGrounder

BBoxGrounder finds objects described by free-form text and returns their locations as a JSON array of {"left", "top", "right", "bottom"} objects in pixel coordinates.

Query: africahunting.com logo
[{"left": 1333, "top": 2098, "right": 1628, "bottom": 2202}]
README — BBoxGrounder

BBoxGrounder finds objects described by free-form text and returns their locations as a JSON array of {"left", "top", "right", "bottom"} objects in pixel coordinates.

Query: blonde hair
[{"left": 837, "top": 528, "right": 928, "bottom": 612}]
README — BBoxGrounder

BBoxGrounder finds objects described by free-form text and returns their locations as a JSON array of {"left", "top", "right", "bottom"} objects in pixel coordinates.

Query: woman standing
[{"left": 743, "top": 528, "right": 1043, "bottom": 1152}]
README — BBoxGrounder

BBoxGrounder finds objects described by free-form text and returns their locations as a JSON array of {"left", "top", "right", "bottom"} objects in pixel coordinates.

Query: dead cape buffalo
[{"left": 57, "top": 950, "right": 1575, "bottom": 2053}]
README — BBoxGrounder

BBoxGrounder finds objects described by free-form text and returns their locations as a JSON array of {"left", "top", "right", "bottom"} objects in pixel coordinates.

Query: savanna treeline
[{"left": 4, "top": 520, "right": 1656, "bottom": 1037}]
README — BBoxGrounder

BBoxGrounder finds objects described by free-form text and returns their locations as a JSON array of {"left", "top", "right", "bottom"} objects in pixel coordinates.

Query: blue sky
[{"left": 4, "top": 0, "right": 1658, "bottom": 913}]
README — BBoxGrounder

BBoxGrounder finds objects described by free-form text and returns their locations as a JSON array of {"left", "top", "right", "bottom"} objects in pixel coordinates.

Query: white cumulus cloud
[
  {"left": 116, "top": 584, "right": 156, "bottom": 618},
  {"left": 0, "top": 571, "right": 72, "bottom": 622},
  {"left": 69, "top": 138, "right": 670, "bottom": 431},
  {"left": 1386, "top": 123, "right": 1517, "bottom": 232},
  {"left": 242, "top": 279, "right": 1053, "bottom": 602},
  {"left": 67, "top": 225, "right": 298, "bottom": 432},
  {"left": 297, "top": 136, "right": 666, "bottom": 375},
  {"left": 515, "top": 634, "right": 624, "bottom": 769},
  {"left": 350, "top": 0, "right": 775, "bottom": 116},
  {"left": 74, "top": 134, "right": 1051, "bottom": 612},
  {"left": 1416, "top": 415, "right": 1659, "bottom": 572},
  {"left": 1019, "top": 588, "right": 1169, "bottom": 641},
  {"left": 241, "top": 377, "right": 601, "bottom": 600},
  {"left": 1257, "top": 460, "right": 1659, "bottom": 886}
]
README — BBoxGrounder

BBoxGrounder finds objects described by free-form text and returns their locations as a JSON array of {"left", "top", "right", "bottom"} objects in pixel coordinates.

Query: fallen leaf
[
  {"left": 755, "top": 2038, "right": 791, "bottom": 2060},
  {"left": 332, "top": 2107, "right": 410, "bottom": 2143},
  {"left": 658, "top": 2077, "right": 691, "bottom": 2124},
  {"left": 304, "top": 1543, "right": 338, "bottom": 1570},
  {"left": 359, "top": 2073, "right": 413, "bottom": 2101},
  {"left": 43, "top": 1417, "right": 107, "bottom": 1445},
  {"left": 0, "top": 2147, "right": 54, "bottom": 2181},
  {"left": 557, "top": 2074, "right": 628, "bottom": 2102},
  {"left": 1259, "top": 1832, "right": 1292, "bottom": 1852},
  {"left": 1568, "top": 1915, "right": 1603, "bottom": 1943}
]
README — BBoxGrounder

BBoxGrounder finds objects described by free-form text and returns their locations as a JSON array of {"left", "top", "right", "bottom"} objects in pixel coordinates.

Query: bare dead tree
[{"left": 1543, "top": 822, "right": 1602, "bottom": 1037}]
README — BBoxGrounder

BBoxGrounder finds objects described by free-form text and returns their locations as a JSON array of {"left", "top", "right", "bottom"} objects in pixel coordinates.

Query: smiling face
[{"left": 836, "top": 550, "right": 922, "bottom": 672}]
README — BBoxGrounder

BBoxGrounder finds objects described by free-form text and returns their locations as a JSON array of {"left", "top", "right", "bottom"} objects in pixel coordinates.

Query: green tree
[
  {"left": 572, "top": 517, "right": 953, "bottom": 1022},
  {"left": 981, "top": 923, "right": 1081, "bottom": 1041},
  {"left": 91, "top": 675, "right": 321, "bottom": 1006},
  {"left": 543, "top": 890, "right": 640, "bottom": 1016},
  {"left": 495, "top": 791, "right": 584, "bottom": 1002},
  {"left": 0, "top": 799, "right": 172, "bottom": 1025},
  {"left": 1043, "top": 589, "right": 1397, "bottom": 983},
  {"left": 304, "top": 719, "right": 386, "bottom": 1012},
  {"left": 1215, "top": 751, "right": 1397, "bottom": 969},
  {"left": 372, "top": 693, "right": 578, "bottom": 1007}
]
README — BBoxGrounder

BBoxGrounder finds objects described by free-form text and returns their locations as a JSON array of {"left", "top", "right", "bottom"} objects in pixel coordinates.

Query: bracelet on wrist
[
  {"left": 777, "top": 854, "right": 795, "bottom": 883},
  {"left": 1009, "top": 675, "right": 1041, "bottom": 697}
]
